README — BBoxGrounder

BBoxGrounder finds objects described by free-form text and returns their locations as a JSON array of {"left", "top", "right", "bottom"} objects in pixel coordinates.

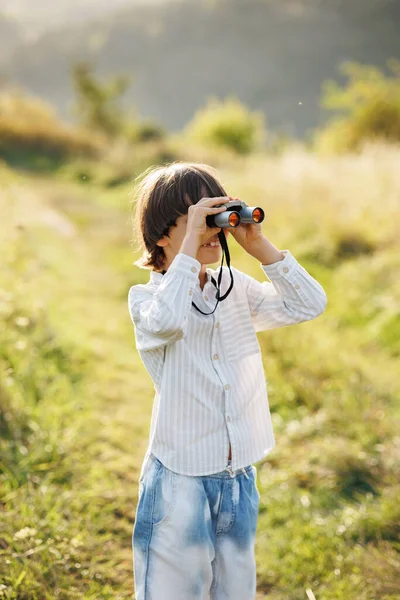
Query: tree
[
  {"left": 314, "top": 59, "right": 400, "bottom": 153},
  {"left": 70, "top": 61, "right": 131, "bottom": 138}
]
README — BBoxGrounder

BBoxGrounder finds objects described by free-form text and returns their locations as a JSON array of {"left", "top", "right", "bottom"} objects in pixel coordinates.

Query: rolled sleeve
[
  {"left": 261, "top": 249, "right": 298, "bottom": 281},
  {"left": 240, "top": 249, "right": 328, "bottom": 332},
  {"left": 166, "top": 252, "right": 202, "bottom": 279}
]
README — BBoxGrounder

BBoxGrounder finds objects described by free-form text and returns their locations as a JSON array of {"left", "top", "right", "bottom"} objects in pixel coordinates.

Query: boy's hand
[
  {"left": 227, "top": 197, "right": 264, "bottom": 253},
  {"left": 186, "top": 196, "right": 230, "bottom": 246}
]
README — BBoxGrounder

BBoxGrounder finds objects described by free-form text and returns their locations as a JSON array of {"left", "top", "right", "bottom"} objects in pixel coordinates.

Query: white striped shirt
[{"left": 128, "top": 249, "right": 327, "bottom": 476}]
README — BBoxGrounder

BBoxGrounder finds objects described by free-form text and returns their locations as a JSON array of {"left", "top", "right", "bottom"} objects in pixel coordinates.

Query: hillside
[
  {"left": 0, "top": 0, "right": 162, "bottom": 39},
  {"left": 1, "top": 0, "right": 400, "bottom": 137},
  {"left": 0, "top": 13, "right": 23, "bottom": 61}
]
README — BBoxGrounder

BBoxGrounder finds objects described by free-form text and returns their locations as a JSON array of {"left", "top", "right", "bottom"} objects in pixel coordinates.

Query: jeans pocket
[
  {"left": 151, "top": 463, "right": 178, "bottom": 528},
  {"left": 252, "top": 465, "right": 261, "bottom": 500},
  {"left": 137, "top": 456, "right": 151, "bottom": 502},
  {"left": 138, "top": 479, "right": 145, "bottom": 503}
]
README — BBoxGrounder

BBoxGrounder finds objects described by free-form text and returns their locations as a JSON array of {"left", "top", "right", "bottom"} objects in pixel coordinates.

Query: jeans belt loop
[{"left": 225, "top": 460, "right": 236, "bottom": 478}]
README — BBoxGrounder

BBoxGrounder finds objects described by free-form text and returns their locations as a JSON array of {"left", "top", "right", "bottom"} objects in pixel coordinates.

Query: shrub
[
  {"left": 314, "top": 59, "right": 400, "bottom": 153},
  {"left": 184, "top": 96, "right": 266, "bottom": 154},
  {"left": 132, "top": 120, "right": 166, "bottom": 143},
  {"left": 0, "top": 87, "right": 106, "bottom": 170}
]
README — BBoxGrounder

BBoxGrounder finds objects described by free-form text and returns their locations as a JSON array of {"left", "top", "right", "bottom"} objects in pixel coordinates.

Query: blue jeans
[{"left": 132, "top": 452, "right": 261, "bottom": 599}]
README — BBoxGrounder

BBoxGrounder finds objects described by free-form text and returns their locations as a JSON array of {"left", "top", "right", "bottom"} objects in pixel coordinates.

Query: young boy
[{"left": 128, "top": 162, "right": 327, "bottom": 599}]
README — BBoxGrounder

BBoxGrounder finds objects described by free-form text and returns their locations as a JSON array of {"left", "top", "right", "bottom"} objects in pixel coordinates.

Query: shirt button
[
  {"left": 204, "top": 296, "right": 208, "bottom": 301},
  {"left": 283, "top": 267, "right": 289, "bottom": 273},
  {"left": 215, "top": 322, "right": 220, "bottom": 328},
  {"left": 189, "top": 289, "right": 193, "bottom": 295},
  {"left": 225, "top": 384, "right": 230, "bottom": 390},
  {"left": 226, "top": 416, "right": 231, "bottom": 422},
  {"left": 213, "top": 353, "right": 218, "bottom": 360},
  {"left": 295, "top": 284, "right": 300, "bottom": 289},
  {"left": 191, "top": 266, "right": 197, "bottom": 273}
]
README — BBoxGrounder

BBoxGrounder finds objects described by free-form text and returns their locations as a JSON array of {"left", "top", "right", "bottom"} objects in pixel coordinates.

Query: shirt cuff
[
  {"left": 260, "top": 249, "right": 299, "bottom": 281},
  {"left": 167, "top": 252, "right": 202, "bottom": 281}
]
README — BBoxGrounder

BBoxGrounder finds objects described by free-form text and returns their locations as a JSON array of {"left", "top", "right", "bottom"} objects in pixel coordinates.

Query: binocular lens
[
  {"left": 252, "top": 208, "right": 264, "bottom": 223},
  {"left": 228, "top": 212, "right": 240, "bottom": 227}
]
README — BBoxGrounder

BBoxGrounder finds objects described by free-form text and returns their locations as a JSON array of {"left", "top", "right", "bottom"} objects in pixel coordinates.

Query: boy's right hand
[{"left": 186, "top": 197, "right": 230, "bottom": 246}]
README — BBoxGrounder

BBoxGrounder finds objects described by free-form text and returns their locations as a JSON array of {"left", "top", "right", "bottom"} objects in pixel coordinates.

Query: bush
[
  {"left": 0, "top": 87, "right": 106, "bottom": 170},
  {"left": 184, "top": 96, "right": 266, "bottom": 154},
  {"left": 131, "top": 120, "right": 166, "bottom": 143},
  {"left": 314, "top": 59, "right": 400, "bottom": 153}
]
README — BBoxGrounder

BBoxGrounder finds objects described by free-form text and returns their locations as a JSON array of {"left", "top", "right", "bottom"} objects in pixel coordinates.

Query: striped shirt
[{"left": 128, "top": 249, "right": 327, "bottom": 476}]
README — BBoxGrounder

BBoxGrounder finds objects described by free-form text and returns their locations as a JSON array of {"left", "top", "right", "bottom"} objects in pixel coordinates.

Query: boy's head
[{"left": 131, "top": 162, "right": 229, "bottom": 271}]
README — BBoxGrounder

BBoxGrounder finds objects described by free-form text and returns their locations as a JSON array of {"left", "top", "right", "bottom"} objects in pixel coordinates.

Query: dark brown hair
[{"left": 130, "top": 162, "right": 228, "bottom": 271}]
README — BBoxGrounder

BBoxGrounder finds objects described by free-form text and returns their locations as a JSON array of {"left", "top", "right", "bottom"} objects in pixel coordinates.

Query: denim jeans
[{"left": 132, "top": 452, "right": 261, "bottom": 599}]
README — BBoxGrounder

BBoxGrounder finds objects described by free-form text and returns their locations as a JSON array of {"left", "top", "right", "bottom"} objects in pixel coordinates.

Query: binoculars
[{"left": 206, "top": 200, "right": 265, "bottom": 229}]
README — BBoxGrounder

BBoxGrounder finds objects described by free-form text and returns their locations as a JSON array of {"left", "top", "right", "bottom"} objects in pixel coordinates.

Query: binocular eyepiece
[{"left": 206, "top": 200, "right": 265, "bottom": 229}]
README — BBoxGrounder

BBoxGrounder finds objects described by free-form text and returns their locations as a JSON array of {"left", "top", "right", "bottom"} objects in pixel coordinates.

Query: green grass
[{"left": 0, "top": 144, "right": 399, "bottom": 599}]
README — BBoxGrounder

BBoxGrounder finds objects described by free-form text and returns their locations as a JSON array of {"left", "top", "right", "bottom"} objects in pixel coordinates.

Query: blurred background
[{"left": 0, "top": 1, "right": 399, "bottom": 599}]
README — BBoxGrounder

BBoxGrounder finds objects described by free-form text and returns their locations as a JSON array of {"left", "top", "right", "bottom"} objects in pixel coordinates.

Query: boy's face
[{"left": 157, "top": 212, "right": 230, "bottom": 269}]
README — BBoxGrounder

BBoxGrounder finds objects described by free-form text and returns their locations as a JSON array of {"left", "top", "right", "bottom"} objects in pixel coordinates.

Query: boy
[{"left": 128, "top": 162, "right": 327, "bottom": 599}]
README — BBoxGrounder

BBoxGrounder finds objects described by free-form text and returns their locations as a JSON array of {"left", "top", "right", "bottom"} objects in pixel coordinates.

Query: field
[{"left": 1, "top": 143, "right": 399, "bottom": 599}]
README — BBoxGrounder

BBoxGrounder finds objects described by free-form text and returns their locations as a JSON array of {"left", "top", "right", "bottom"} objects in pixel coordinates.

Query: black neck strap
[{"left": 161, "top": 230, "right": 234, "bottom": 315}]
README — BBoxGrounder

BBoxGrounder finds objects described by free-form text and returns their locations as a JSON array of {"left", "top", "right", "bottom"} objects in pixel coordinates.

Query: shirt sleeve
[
  {"left": 128, "top": 252, "right": 201, "bottom": 351},
  {"left": 239, "top": 249, "right": 327, "bottom": 333}
]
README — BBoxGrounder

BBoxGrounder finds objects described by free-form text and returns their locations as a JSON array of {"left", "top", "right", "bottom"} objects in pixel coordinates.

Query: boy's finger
[
  {"left": 204, "top": 206, "right": 227, "bottom": 214},
  {"left": 200, "top": 196, "right": 230, "bottom": 205}
]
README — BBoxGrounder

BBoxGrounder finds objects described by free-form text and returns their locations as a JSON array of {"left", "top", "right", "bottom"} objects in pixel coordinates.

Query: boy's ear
[{"left": 156, "top": 236, "right": 169, "bottom": 247}]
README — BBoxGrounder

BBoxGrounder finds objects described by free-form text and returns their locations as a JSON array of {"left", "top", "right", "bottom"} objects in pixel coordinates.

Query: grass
[{"left": 0, "top": 143, "right": 399, "bottom": 599}]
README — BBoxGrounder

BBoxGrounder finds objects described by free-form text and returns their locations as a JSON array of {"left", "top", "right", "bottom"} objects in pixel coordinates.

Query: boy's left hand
[{"left": 225, "top": 197, "right": 264, "bottom": 253}]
